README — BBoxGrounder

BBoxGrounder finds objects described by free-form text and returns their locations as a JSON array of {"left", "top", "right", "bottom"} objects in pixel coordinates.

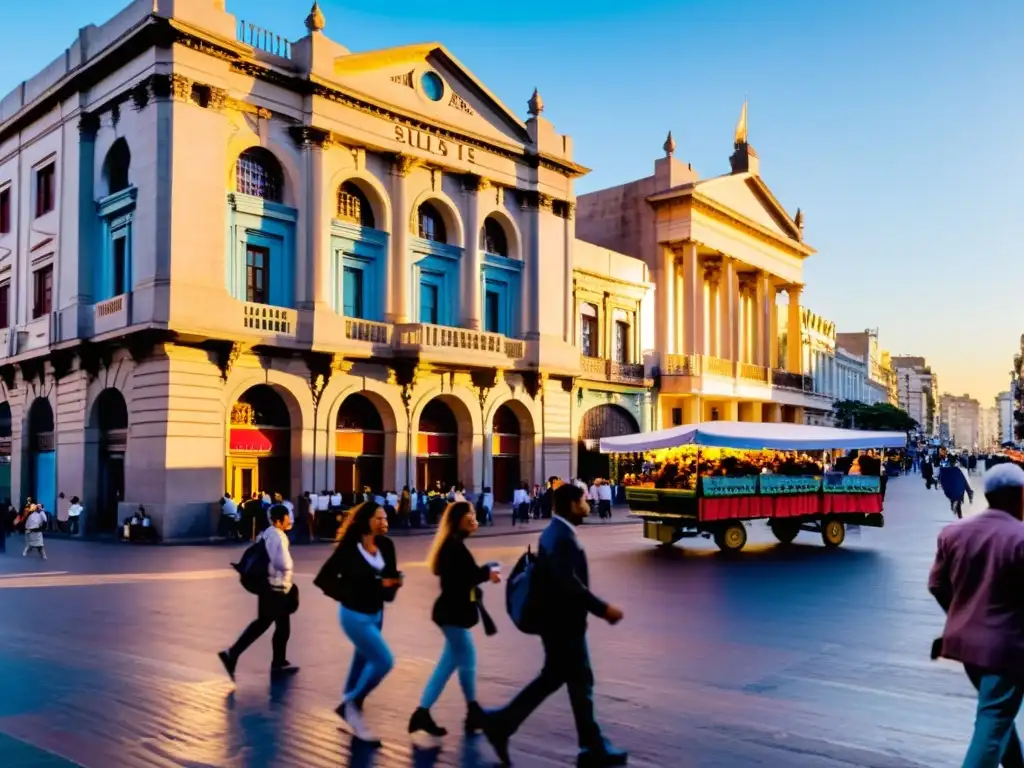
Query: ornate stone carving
[
  {"left": 210, "top": 341, "right": 246, "bottom": 381},
  {"left": 78, "top": 112, "right": 100, "bottom": 138},
  {"left": 305, "top": 1, "right": 326, "bottom": 32},
  {"left": 169, "top": 74, "right": 192, "bottom": 101},
  {"left": 131, "top": 82, "right": 150, "bottom": 111},
  {"left": 18, "top": 359, "right": 45, "bottom": 386},
  {"left": 663, "top": 131, "right": 676, "bottom": 157},
  {"left": 449, "top": 92, "right": 474, "bottom": 115},
  {"left": 463, "top": 174, "right": 490, "bottom": 194},
  {"left": 527, "top": 88, "right": 544, "bottom": 117},
  {"left": 231, "top": 402, "right": 254, "bottom": 426},
  {"left": 522, "top": 371, "right": 545, "bottom": 400},
  {"left": 50, "top": 349, "right": 75, "bottom": 381},
  {"left": 207, "top": 86, "right": 228, "bottom": 111},
  {"left": 391, "top": 71, "right": 414, "bottom": 87},
  {"left": 389, "top": 360, "right": 420, "bottom": 412},
  {"left": 391, "top": 155, "right": 419, "bottom": 178},
  {"left": 288, "top": 125, "right": 331, "bottom": 149},
  {"left": 78, "top": 341, "right": 112, "bottom": 382}
]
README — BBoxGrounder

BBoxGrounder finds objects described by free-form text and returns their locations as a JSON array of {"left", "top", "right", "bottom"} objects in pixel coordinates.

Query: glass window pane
[
  {"left": 112, "top": 238, "right": 127, "bottom": 296},
  {"left": 245, "top": 246, "right": 269, "bottom": 304}
]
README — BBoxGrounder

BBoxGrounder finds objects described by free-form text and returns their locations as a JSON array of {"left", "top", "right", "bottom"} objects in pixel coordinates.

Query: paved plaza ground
[{"left": 0, "top": 475, "right": 990, "bottom": 767}]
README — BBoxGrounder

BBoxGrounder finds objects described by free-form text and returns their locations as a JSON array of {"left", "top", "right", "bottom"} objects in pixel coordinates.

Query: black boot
[
  {"left": 408, "top": 707, "right": 448, "bottom": 737},
  {"left": 465, "top": 701, "right": 486, "bottom": 734}
]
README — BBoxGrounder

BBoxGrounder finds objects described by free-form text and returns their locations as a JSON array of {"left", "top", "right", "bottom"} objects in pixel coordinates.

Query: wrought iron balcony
[
  {"left": 772, "top": 369, "right": 814, "bottom": 392},
  {"left": 580, "top": 355, "right": 647, "bottom": 385}
]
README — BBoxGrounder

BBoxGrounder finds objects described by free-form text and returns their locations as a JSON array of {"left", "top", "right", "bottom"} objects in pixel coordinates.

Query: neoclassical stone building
[
  {"left": 577, "top": 113, "right": 830, "bottom": 428},
  {"left": 0, "top": 0, "right": 632, "bottom": 537}
]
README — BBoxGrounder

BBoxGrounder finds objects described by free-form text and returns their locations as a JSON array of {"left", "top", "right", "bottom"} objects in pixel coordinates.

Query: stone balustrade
[
  {"left": 243, "top": 303, "right": 296, "bottom": 337},
  {"left": 344, "top": 319, "right": 391, "bottom": 344},
  {"left": 580, "top": 355, "right": 646, "bottom": 385},
  {"left": 395, "top": 323, "right": 524, "bottom": 361}
]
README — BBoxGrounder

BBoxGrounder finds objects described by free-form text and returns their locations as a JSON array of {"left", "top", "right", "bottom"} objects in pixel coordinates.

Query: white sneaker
[
  {"left": 22, "top": 547, "right": 28, "bottom": 557},
  {"left": 337, "top": 700, "right": 378, "bottom": 744}
]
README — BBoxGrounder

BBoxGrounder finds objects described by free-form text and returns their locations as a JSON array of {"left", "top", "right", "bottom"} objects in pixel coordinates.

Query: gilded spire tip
[
  {"left": 305, "top": 1, "right": 325, "bottom": 33},
  {"left": 734, "top": 99, "right": 748, "bottom": 146}
]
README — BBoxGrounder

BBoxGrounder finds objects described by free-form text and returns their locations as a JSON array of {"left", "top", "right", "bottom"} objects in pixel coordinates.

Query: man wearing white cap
[{"left": 929, "top": 462, "right": 1024, "bottom": 767}]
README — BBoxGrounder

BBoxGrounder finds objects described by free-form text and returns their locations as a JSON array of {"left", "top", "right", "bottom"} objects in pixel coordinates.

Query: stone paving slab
[{"left": 0, "top": 476, "right": 988, "bottom": 766}]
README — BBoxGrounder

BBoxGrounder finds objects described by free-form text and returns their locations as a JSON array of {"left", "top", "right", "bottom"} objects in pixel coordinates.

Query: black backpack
[
  {"left": 506, "top": 546, "right": 542, "bottom": 634},
  {"left": 233, "top": 537, "right": 270, "bottom": 595}
]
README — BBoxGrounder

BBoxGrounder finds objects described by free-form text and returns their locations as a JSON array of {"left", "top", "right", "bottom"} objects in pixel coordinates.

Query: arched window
[
  {"left": 418, "top": 202, "right": 447, "bottom": 243},
  {"left": 235, "top": 148, "right": 283, "bottom": 202},
  {"left": 103, "top": 139, "right": 131, "bottom": 196},
  {"left": 337, "top": 181, "right": 375, "bottom": 229},
  {"left": 481, "top": 217, "right": 508, "bottom": 256}
]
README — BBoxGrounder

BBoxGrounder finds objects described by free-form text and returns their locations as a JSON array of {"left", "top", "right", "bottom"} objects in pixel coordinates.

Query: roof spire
[
  {"left": 734, "top": 99, "right": 748, "bottom": 146},
  {"left": 794, "top": 207, "right": 804, "bottom": 229},
  {"left": 305, "top": 1, "right": 326, "bottom": 33},
  {"left": 663, "top": 130, "right": 676, "bottom": 157},
  {"left": 527, "top": 88, "right": 544, "bottom": 118}
]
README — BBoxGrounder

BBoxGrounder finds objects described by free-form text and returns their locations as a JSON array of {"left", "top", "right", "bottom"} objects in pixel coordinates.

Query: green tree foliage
[{"left": 833, "top": 400, "right": 918, "bottom": 432}]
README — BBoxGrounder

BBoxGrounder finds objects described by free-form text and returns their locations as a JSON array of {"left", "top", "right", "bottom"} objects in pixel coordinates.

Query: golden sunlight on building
[{"left": 576, "top": 108, "right": 831, "bottom": 429}]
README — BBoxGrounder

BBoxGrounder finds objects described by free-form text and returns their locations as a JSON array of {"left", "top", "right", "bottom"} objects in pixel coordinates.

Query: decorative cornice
[
  {"left": 207, "top": 86, "right": 228, "bottom": 111},
  {"left": 390, "top": 154, "right": 420, "bottom": 178},
  {"left": 288, "top": 125, "right": 331, "bottom": 149},
  {"left": 77, "top": 112, "right": 100, "bottom": 138},
  {"left": 463, "top": 174, "right": 490, "bottom": 193}
]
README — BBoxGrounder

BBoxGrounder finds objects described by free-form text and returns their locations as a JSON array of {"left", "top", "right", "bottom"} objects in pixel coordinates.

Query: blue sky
[{"left": 2, "top": 0, "right": 1021, "bottom": 403}]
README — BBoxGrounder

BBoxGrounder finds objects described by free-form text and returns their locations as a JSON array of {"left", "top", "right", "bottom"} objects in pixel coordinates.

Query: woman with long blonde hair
[{"left": 409, "top": 501, "right": 501, "bottom": 739}]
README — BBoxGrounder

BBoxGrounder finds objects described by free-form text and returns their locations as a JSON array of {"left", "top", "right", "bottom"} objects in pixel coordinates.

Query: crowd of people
[
  {"left": 218, "top": 475, "right": 624, "bottom": 543},
  {"left": 218, "top": 481, "right": 628, "bottom": 767}
]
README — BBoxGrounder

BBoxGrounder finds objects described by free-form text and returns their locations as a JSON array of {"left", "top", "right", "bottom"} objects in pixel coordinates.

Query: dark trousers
[
  {"left": 598, "top": 500, "right": 612, "bottom": 519},
  {"left": 964, "top": 665, "right": 1024, "bottom": 767},
  {"left": 499, "top": 631, "right": 603, "bottom": 750},
  {"left": 230, "top": 589, "right": 291, "bottom": 667}
]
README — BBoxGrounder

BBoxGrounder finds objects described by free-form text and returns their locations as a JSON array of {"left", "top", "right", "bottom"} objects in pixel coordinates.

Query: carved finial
[
  {"left": 734, "top": 99, "right": 748, "bottom": 146},
  {"left": 527, "top": 88, "right": 543, "bottom": 117},
  {"left": 794, "top": 207, "right": 804, "bottom": 229},
  {"left": 305, "top": 1, "right": 325, "bottom": 33},
  {"left": 663, "top": 131, "right": 676, "bottom": 157}
]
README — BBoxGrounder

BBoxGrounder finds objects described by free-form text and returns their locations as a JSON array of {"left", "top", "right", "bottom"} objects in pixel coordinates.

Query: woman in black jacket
[
  {"left": 321, "top": 501, "right": 402, "bottom": 745},
  {"left": 409, "top": 501, "right": 501, "bottom": 738}
]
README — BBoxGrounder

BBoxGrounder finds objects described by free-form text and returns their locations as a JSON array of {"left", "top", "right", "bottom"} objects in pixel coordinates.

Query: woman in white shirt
[
  {"left": 219, "top": 504, "right": 298, "bottom": 680},
  {"left": 23, "top": 505, "right": 47, "bottom": 559},
  {"left": 67, "top": 496, "right": 84, "bottom": 536}
]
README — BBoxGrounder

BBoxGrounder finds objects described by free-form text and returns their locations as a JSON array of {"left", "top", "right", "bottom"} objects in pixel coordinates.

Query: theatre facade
[{"left": 0, "top": 0, "right": 633, "bottom": 537}]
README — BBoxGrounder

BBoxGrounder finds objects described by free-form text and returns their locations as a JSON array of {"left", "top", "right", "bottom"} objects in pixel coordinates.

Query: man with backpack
[
  {"left": 219, "top": 504, "right": 299, "bottom": 681},
  {"left": 486, "top": 483, "right": 627, "bottom": 767}
]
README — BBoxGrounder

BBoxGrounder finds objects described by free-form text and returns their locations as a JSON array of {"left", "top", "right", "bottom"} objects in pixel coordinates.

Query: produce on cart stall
[{"left": 601, "top": 421, "right": 907, "bottom": 552}]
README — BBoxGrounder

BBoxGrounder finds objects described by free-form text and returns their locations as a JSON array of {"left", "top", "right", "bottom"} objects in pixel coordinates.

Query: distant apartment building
[
  {"left": 835, "top": 330, "right": 895, "bottom": 407},
  {"left": 892, "top": 356, "right": 939, "bottom": 436},
  {"left": 941, "top": 394, "right": 981, "bottom": 449},
  {"left": 979, "top": 405, "right": 999, "bottom": 451}
]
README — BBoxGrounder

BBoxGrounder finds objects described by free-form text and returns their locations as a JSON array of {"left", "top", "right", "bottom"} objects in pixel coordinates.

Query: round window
[{"left": 421, "top": 71, "right": 445, "bottom": 102}]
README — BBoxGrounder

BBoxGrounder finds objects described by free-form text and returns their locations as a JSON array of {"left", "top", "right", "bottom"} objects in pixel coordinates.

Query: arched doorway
[
  {"left": 417, "top": 398, "right": 461, "bottom": 493},
  {"left": 492, "top": 404, "right": 521, "bottom": 502},
  {"left": 26, "top": 399, "right": 56, "bottom": 514},
  {"left": 577, "top": 404, "right": 639, "bottom": 484},
  {"left": 335, "top": 393, "right": 385, "bottom": 496},
  {"left": 0, "top": 402, "right": 11, "bottom": 503},
  {"left": 228, "top": 385, "right": 291, "bottom": 501},
  {"left": 92, "top": 389, "right": 128, "bottom": 533}
]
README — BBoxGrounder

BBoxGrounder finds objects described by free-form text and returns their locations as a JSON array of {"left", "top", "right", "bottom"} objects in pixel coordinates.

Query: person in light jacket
[
  {"left": 929, "top": 463, "right": 1024, "bottom": 767},
  {"left": 219, "top": 504, "right": 298, "bottom": 681}
]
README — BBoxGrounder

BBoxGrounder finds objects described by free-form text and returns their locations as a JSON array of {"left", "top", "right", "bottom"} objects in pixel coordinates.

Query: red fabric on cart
[
  {"left": 823, "top": 494, "right": 883, "bottom": 514},
  {"left": 771, "top": 494, "right": 820, "bottom": 518},
  {"left": 700, "top": 495, "right": 774, "bottom": 521}
]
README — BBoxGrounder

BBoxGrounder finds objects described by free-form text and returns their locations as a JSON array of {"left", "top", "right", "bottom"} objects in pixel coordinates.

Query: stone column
[
  {"left": 756, "top": 273, "right": 771, "bottom": 366},
  {"left": 674, "top": 262, "right": 684, "bottom": 355},
  {"left": 681, "top": 243, "right": 703, "bottom": 355},
  {"left": 787, "top": 285, "right": 803, "bottom": 374},
  {"left": 721, "top": 257, "right": 738, "bottom": 361},
  {"left": 769, "top": 285, "right": 780, "bottom": 370},
  {"left": 388, "top": 156, "right": 417, "bottom": 324},
  {"left": 655, "top": 245, "right": 676, "bottom": 364},
  {"left": 705, "top": 266, "right": 720, "bottom": 357},
  {"left": 461, "top": 176, "right": 487, "bottom": 330},
  {"left": 309, "top": 139, "right": 330, "bottom": 309}
]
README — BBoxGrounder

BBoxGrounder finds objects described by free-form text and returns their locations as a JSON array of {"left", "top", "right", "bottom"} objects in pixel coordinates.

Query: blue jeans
[
  {"left": 340, "top": 607, "right": 393, "bottom": 704},
  {"left": 963, "top": 665, "right": 1024, "bottom": 768},
  {"left": 419, "top": 625, "right": 477, "bottom": 708}
]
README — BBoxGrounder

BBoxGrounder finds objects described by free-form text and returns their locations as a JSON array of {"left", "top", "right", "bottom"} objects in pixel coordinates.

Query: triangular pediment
[
  {"left": 695, "top": 174, "right": 801, "bottom": 241},
  {"left": 331, "top": 43, "right": 530, "bottom": 147}
]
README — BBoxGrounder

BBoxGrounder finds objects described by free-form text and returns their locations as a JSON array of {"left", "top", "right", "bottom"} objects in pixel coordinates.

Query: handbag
[
  {"left": 286, "top": 584, "right": 300, "bottom": 615},
  {"left": 314, "top": 548, "right": 345, "bottom": 602},
  {"left": 475, "top": 588, "right": 498, "bottom": 637}
]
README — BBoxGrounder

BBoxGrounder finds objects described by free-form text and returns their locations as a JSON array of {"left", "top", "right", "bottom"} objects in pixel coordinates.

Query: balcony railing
[
  {"left": 580, "top": 355, "right": 646, "bottom": 385},
  {"left": 738, "top": 362, "right": 770, "bottom": 383},
  {"left": 396, "top": 323, "right": 524, "bottom": 360},
  {"left": 773, "top": 369, "right": 814, "bottom": 392},
  {"left": 237, "top": 20, "right": 292, "bottom": 59},
  {"left": 704, "top": 355, "right": 735, "bottom": 378},
  {"left": 94, "top": 293, "right": 131, "bottom": 336},
  {"left": 662, "top": 354, "right": 699, "bottom": 376},
  {"left": 345, "top": 319, "right": 391, "bottom": 344},
  {"left": 243, "top": 303, "right": 296, "bottom": 337}
]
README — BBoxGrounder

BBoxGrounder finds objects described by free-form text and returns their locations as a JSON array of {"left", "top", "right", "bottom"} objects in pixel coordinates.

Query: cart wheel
[
  {"left": 822, "top": 518, "right": 845, "bottom": 548},
  {"left": 770, "top": 520, "right": 800, "bottom": 545},
  {"left": 715, "top": 522, "right": 747, "bottom": 553}
]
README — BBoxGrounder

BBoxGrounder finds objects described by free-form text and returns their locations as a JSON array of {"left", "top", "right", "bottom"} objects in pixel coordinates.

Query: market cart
[{"left": 600, "top": 421, "right": 907, "bottom": 552}]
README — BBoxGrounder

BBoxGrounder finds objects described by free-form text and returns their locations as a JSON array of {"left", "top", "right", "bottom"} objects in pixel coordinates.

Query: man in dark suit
[
  {"left": 484, "top": 483, "right": 627, "bottom": 767},
  {"left": 929, "top": 462, "right": 1024, "bottom": 767}
]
